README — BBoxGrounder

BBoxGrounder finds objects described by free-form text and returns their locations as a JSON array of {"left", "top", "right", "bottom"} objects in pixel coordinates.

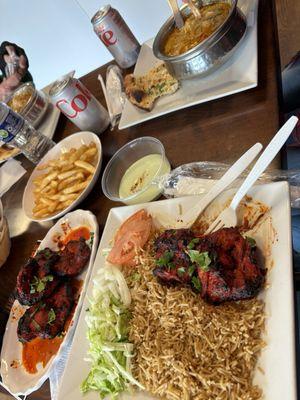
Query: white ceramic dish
[
  {"left": 56, "top": 181, "right": 296, "bottom": 400},
  {"left": 22, "top": 131, "right": 102, "bottom": 222},
  {"left": 119, "top": 0, "right": 258, "bottom": 130},
  {"left": 0, "top": 209, "right": 99, "bottom": 396}
]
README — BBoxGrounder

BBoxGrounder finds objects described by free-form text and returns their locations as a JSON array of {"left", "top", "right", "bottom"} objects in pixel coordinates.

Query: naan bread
[{"left": 124, "top": 63, "right": 179, "bottom": 111}]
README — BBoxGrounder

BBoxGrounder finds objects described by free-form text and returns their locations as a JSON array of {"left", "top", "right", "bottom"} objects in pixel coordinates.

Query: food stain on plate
[{"left": 11, "top": 304, "right": 25, "bottom": 322}]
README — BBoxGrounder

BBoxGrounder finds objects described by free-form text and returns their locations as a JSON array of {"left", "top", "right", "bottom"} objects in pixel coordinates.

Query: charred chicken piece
[
  {"left": 16, "top": 248, "right": 60, "bottom": 306},
  {"left": 17, "top": 282, "right": 74, "bottom": 343},
  {"left": 195, "top": 228, "right": 265, "bottom": 304},
  {"left": 52, "top": 238, "right": 91, "bottom": 277},
  {"left": 153, "top": 228, "right": 265, "bottom": 304},
  {"left": 153, "top": 229, "right": 194, "bottom": 284},
  {"left": 35, "top": 248, "right": 60, "bottom": 269}
]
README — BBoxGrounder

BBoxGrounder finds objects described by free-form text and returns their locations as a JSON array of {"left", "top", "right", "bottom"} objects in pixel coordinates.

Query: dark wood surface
[
  {"left": 0, "top": 0, "right": 284, "bottom": 398},
  {"left": 273, "top": 0, "right": 300, "bottom": 70}
]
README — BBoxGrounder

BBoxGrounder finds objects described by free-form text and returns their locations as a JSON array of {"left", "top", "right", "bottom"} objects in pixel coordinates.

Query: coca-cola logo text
[{"left": 56, "top": 82, "right": 92, "bottom": 119}]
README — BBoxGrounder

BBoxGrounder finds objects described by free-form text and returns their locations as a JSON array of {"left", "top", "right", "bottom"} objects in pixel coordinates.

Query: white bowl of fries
[{"left": 22, "top": 131, "right": 102, "bottom": 221}]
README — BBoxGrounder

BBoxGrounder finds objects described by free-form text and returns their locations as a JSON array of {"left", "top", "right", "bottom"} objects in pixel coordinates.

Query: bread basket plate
[
  {"left": 0, "top": 209, "right": 99, "bottom": 396},
  {"left": 56, "top": 181, "right": 296, "bottom": 400},
  {"left": 119, "top": 0, "right": 258, "bottom": 130}
]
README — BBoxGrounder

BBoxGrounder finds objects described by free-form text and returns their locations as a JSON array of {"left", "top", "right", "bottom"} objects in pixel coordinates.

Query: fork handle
[{"left": 230, "top": 116, "right": 298, "bottom": 210}]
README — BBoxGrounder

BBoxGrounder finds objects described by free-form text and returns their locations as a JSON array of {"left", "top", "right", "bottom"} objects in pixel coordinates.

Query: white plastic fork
[
  {"left": 175, "top": 142, "right": 263, "bottom": 228},
  {"left": 205, "top": 116, "right": 299, "bottom": 234}
]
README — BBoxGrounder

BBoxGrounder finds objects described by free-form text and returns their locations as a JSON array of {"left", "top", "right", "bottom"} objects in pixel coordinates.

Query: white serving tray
[
  {"left": 0, "top": 209, "right": 99, "bottom": 396},
  {"left": 56, "top": 181, "right": 296, "bottom": 400},
  {"left": 119, "top": 0, "right": 258, "bottom": 130}
]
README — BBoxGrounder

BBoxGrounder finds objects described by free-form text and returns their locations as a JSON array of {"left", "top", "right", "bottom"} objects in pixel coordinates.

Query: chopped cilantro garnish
[
  {"left": 187, "top": 238, "right": 200, "bottom": 250},
  {"left": 167, "top": 261, "right": 176, "bottom": 270},
  {"left": 177, "top": 267, "right": 186, "bottom": 276},
  {"left": 187, "top": 250, "right": 211, "bottom": 271},
  {"left": 191, "top": 276, "right": 202, "bottom": 292},
  {"left": 246, "top": 236, "right": 256, "bottom": 248},
  {"left": 156, "top": 82, "right": 166, "bottom": 93},
  {"left": 188, "top": 265, "right": 196, "bottom": 276},
  {"left": 30, "top": 275, "right": 53, "bottom": 294},
  {"left": 48, "top": 308, "right": 56, "bottom": 325},
  {"left": 38, "top": 248, "right": 52, "bottom": 258},
  {"left": 156, "top": 251, "right": 174, "bottom": 267}
]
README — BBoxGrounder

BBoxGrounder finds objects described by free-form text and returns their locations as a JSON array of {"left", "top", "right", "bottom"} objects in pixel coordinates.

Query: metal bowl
[
  {"left": 153, "top": 0, "right": 247, "bottom": 80},
  {"left": 7, "top": 82, "right": 49, "bottom": 127}
]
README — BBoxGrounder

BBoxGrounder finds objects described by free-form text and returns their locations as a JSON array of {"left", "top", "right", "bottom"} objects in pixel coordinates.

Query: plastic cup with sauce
[{"left": 101, "top": 137, "right": 171, "bottom": 205}]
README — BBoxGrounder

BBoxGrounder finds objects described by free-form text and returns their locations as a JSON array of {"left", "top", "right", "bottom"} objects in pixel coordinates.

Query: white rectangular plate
[
  {"left": 119, "top": 0, "right": 258, "bottom": 130},
  {"left": 57, "top": 181, "right": 296, "bottom": 400}
]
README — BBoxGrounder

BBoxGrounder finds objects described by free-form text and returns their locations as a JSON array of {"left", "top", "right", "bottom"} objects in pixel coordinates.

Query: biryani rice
[{"left": 124, "top": 245, "right": 265, "bottom": 400}]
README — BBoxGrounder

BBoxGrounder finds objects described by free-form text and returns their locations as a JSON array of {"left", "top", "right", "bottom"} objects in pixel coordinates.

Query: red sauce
[
  {"left": 63, "top": 226, "right": 91, "bottom": 245},
  {"left": 22, "top": 337, "right": 63, "bottom": 374},
  {"left": 22, "top": 279, "right": 83, "bottom": 374},
  {"left": 53, "top": 226, "right": 91, "bottom": 249}
]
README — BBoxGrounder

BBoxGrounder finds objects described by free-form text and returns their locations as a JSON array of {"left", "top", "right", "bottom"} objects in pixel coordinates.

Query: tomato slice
[{"left": 107, "top": 209, "right": 152, "bottom": 266}]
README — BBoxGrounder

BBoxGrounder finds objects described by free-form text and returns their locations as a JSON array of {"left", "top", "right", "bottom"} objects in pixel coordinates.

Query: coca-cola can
[
  {"left": 91, "top": 5, "right": 140, "bottom": 69},
  {"left": 49, "top": 76, "right": 110, "bottom": 134}
]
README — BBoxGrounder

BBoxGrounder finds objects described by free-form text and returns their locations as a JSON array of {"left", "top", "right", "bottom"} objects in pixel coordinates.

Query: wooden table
[{"left": 0, "top": 0, "right": 285, "bottom": 398}]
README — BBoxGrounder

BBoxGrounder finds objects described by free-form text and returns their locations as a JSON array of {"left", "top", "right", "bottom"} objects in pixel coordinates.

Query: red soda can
[
  {"left": 91, "top": 5, "right": 141, "bottom": 69},
  {"left": 49, "top": 76, "right": 110, "bottom": 134}
]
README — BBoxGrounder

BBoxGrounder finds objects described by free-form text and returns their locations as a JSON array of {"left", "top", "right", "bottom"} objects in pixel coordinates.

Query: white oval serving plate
[
  {"left": 22, "top": 131, "right": 102, "bottom": 222},
  {"left": 0, "top": 209, "right": 99, "bottom": 396}
]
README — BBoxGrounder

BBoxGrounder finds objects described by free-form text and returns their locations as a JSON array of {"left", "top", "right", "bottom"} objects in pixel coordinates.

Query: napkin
[
  {"left": 49, "top": 330, "right": 75, "bottom": 400},
  {"left": 0, "top": 158, "right": 26, "bottom": 197}
]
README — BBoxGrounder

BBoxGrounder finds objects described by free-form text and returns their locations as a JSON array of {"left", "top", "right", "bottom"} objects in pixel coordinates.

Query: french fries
[{"left": 32, "top": 142, "right": 98, "bottom": 218}]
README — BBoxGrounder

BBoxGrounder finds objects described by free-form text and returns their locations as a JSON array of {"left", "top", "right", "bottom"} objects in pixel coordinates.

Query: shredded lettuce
[{"left": 81, "top": 265, "right": 143, "bottom": 398}]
